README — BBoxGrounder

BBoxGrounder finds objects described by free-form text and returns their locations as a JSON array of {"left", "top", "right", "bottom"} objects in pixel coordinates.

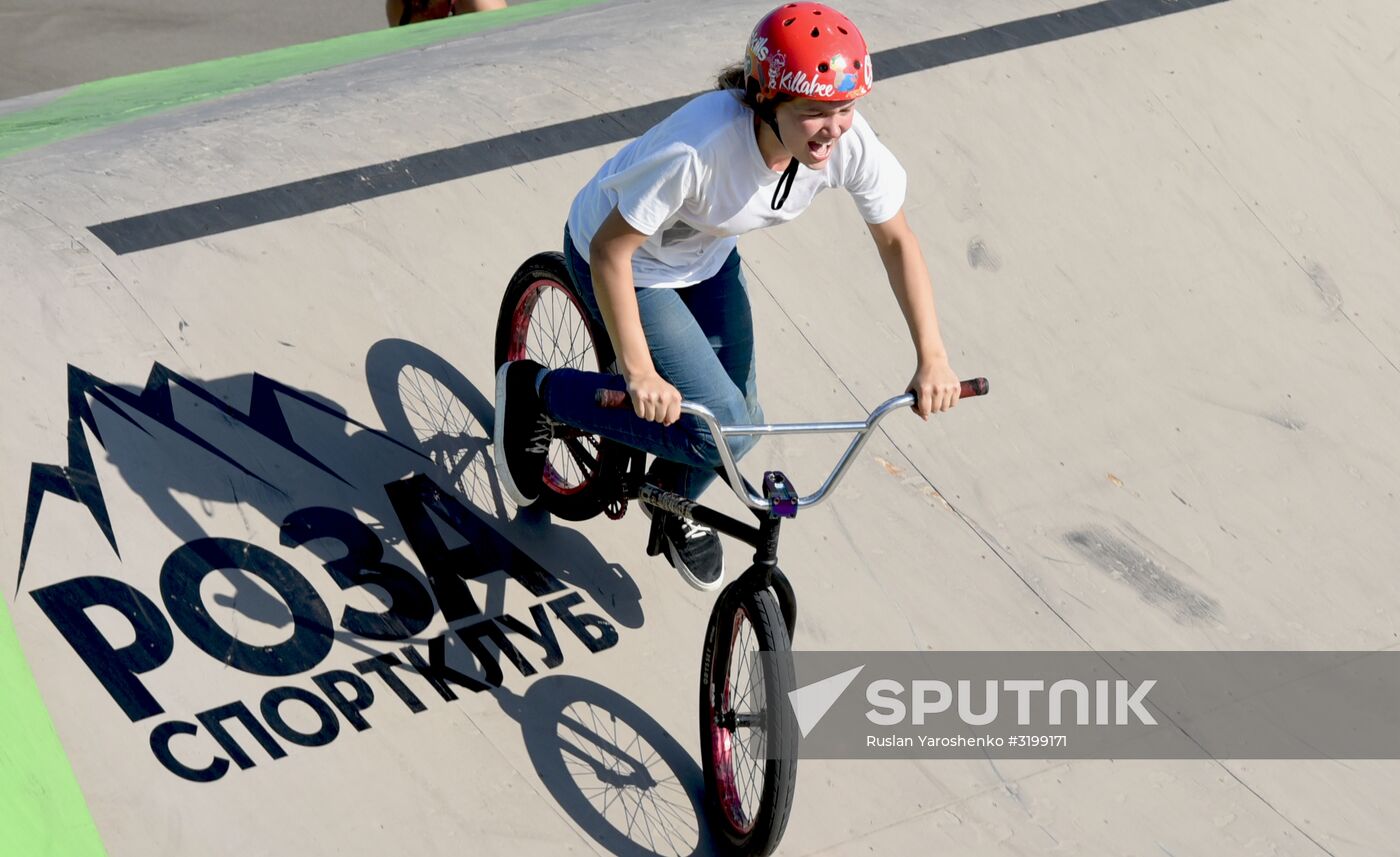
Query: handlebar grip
[
  {"left": 596, "top": 389, "right": 629, "bottom": 409},
  {"left": 960, "top": 377, "right": 989, "bottom": 398}
]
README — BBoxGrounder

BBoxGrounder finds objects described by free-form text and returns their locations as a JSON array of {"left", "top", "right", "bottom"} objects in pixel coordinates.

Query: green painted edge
[
  {"left": 0, "top": 596, "right": 106, "bottom": 856},
  {"left": 0, "top": 0, "right": 611, "bottom": 161}
]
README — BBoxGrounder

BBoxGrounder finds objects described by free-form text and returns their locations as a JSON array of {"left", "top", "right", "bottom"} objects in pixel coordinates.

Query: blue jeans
[{"left": 541, "top": 227, "right": 763, "bottom": 501}]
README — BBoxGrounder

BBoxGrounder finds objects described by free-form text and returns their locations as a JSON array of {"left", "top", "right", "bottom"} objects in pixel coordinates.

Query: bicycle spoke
[
  {"left": 511, "top": 278, "right": 611, "bottom": 495},
  {"left": 560, "top": 436, "right": 600, "bottom": 471}
]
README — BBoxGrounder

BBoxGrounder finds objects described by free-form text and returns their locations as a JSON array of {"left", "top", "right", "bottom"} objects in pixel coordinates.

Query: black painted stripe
[{"left": 89, "top": 0, "right": 1228, "bottom": 254}]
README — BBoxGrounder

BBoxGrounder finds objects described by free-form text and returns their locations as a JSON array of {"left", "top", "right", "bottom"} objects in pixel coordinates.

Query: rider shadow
[{"left": 364, "top": 338, "right": 643, "bottom": 630}]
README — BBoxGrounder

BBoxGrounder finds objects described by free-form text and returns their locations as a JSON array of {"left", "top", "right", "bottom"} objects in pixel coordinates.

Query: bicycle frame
[{"left": 630, "top": 471, "right": 798, "bottom": 636}]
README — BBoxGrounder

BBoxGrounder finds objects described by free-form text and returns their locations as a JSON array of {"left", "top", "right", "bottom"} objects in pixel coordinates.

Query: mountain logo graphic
[{"left": 787, "top": 664, "right": 865, "bottom": 738}]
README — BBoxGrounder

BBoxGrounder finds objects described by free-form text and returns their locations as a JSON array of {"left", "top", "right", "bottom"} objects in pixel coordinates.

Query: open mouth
[{"left": 808, "top": 139, "right": 833, "bottom": 159}]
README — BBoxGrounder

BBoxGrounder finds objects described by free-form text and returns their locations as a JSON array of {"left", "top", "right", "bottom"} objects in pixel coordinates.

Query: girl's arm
[
  {"left": 590, "top": 207, "right": 683, "bottom": 425},
  {"left": 866, "top": 209, "right": 961, "bottom": 418}
]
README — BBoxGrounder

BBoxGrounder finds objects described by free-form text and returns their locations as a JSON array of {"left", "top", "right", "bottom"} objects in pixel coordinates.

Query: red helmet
[{"left": 744, "top": 3, "right": 873, "bottom": 102}]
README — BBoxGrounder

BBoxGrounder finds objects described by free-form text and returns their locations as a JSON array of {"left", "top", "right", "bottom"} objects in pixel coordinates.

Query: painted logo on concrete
[{"left": 16, "top": 360, "right": 621, "bottom": 783}]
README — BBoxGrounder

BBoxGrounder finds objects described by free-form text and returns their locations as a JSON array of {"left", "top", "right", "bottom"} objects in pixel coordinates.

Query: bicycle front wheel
[{"left": 699, "top": 587, "right": 799, "bottom": 855}]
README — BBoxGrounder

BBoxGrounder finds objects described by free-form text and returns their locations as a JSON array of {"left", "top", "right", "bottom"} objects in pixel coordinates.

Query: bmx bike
[{"left": 496, "top": 251, "right": 987, "bottom": 855}]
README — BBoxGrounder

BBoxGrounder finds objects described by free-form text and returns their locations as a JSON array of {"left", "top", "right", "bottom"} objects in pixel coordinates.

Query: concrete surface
[{"left": 2, "top": 0, "right": 1399, "bottom": 854}]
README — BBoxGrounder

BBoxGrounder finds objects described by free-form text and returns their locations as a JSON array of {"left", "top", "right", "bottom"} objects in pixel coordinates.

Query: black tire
[
  {"left": 495, "top": 252, "right": 625, "bottom": 521},
  {"left": 699, "top": 588, "right": 799, "bottom": 855}
]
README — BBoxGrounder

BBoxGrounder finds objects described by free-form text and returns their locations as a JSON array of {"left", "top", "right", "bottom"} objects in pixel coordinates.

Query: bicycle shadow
[
  {"left": 42, "top": 346, "right": 695, "bottom": 853},
  {"left": 364, "top": 337, "right": 643, "bottom": 630},
  {"left": 499, "top": 674, "right": 716, "bottom": 857},
  {"left": 366, "top": 340, "right": 724, "bottom": 855}
]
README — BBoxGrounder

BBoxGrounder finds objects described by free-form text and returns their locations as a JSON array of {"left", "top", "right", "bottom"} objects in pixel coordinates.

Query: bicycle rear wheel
[
  {"left": 699, "top": 587, "right": 799, "bottom": 855},
  {"left": 495, "top": 251, "right": 623, "bottom": 521}
]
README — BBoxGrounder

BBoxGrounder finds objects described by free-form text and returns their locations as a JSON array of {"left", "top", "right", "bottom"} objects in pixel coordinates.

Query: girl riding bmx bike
[
  {"left": 497, "top": 2, "right": 963, "bottom": 588},
  {"left": 494, "top": 4, "right": 977, "bottom": 853}
]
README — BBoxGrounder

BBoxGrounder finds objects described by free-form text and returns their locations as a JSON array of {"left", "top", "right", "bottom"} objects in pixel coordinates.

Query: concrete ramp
[{"left": 3, "top": 0, "right": 1399, "bottom": 854}]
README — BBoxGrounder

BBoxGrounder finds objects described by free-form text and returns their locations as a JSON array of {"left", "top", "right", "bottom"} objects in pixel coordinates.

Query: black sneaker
[
  {"left": 494, "top": 359, "right": 552, "bottom": 507},
  {"left": 643, "top": 504, "right": 724, "bottom": 591}
]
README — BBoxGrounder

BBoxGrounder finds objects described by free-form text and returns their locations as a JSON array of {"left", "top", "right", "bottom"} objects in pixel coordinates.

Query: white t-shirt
[{"left": 567, "top": 89, "right": 907, "bottom": 289}]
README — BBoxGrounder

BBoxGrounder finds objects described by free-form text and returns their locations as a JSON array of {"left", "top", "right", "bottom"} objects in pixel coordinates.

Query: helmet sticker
[
  {"left": 750, "top": 34, "right": 770, "bottom": 62},
  {"left": 777, "top": 70, "right": 836, "bottom": 99},
  {"left": 768, "top": 50, "right": 788, "bottom": 91}
]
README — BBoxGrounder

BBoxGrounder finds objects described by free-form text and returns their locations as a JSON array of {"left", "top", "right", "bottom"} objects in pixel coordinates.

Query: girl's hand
[
  {"left": 908, "top": 358, "right": 961, "bottom": 419},
  {"left": 626, "top": 370, "right": 683, "bottom": 425}
]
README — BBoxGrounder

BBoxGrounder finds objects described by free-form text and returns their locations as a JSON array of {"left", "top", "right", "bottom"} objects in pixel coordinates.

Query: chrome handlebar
[
  {"left": 683, "top": 391, "right": 932, "bottom": 513},
  {"left": 596, "top": 378, "right": 987, "bottom": 514}
]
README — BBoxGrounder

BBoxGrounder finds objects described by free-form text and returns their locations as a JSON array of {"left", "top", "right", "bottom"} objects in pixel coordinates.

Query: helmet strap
[
  {"left": 757, "top": 108, "right": 799, "bottom": 211},
  {"left": 772, "top": 157, "right": 799, "bottom": 210}
]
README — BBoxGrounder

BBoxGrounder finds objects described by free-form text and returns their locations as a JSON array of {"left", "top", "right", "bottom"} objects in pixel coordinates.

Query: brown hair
[{"left": 714, "top": 61, "right": 793, "bottom": 118}]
